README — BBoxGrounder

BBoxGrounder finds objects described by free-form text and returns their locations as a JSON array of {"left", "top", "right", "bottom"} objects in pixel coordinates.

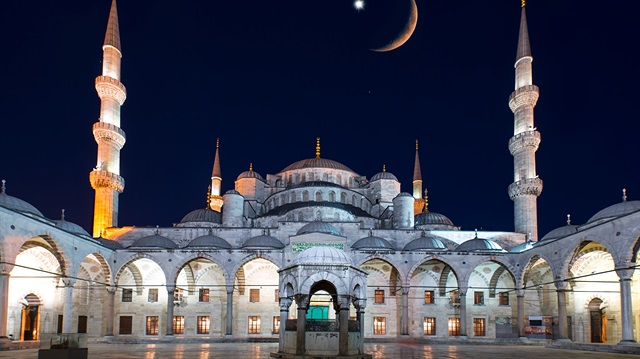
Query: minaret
[
  {"left": 209, "top": 138, "right": 223, "bottom": 211},
  {"left": 508, "top": 0, "right": 543, "bottom": 241},
  {"left": 90, "top": 0, "right": 127, "bottom": 238},
  {"left": 412, "top": 140, "right": 426, "bottom": 214}
]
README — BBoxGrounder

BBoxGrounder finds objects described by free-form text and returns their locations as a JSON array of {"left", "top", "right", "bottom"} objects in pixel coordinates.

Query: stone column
[
  {"left": 166, "top": 286, "right": 175, "bottom": 336},
  {"left": 555, "top": 281, "right": 570, "bottom": 341},
  {"left": 616, "top": 267, "right": 637, "bottom": 345},
  {"left": 517, "top": 289, "right": 526, "bottom": 337},
  {"left": 105, "top": 286, "right": 116, "bottom": 336},
  {"left": 0, "top": 273, "right": 10, "bottom": 338},
  {"left": 225, "top": 287, "right": 233, "bottom": 336},
  {"left": 278, "top": 298, "right": 292, "bottom": 353},
  {"left": 459, "top": 289, "right": 468, "bottom": 337},
  {"left": 295, "top": 295, "right": 308, "bottom": 356},
  {"left": 355, "top": 299, "right": 367, "bottom": 341},
  {"left": 401, "top": 287, "right": 409, "bottom": 335},
  {"left": 338, "top": 296, "right": 350, "bottom": 356},
  {"left": 61, "top": 279, "right": 76, "bottom": 333}
]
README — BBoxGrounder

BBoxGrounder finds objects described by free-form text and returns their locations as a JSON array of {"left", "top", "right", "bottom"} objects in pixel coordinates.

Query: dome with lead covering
[
  {"left": 588, "top": 200, "right": 640, "bottom": 223},
  {"left": 187, "top": 234, "right": 232, "bottom": 249},
  {"left": 53, "top": 211, "right": 90, "bottom": 237},
  {"left": 130, "top": 234, "right": 178, "bottom": 249},
  {"left": 415, "top": 211, "right": 454, "bottom": 226},
  {"left": 180, "top": 208, "right": 222, "bottom": 224},
  {"left": 402, "top": 234, "right": 448, "bottom": 251},
  {"left": 351, "top": 235, "right": 394, "bottom": 250},
  {"left": 0, "top": 180, "right": 44, "bottom": 217},
  {"left": 509, "top": 241, "right": 535, "bottom": 253},
  {"left": 294, "top": 246, "right": 352, "bottom": 265},
  {"left": 540, "top": 224, "right": 579, "bottom": 241},
  {"left": 370, "top": 170, "right": 398, "bottom": 182},
  {"left": 242, "top": 233, "right": 284, "bottom": 249},
  {"left": 281, "top": 157, "right": 356, "bottom": 173},
  {"left": 297, "top": 221, "right": 341, "bottom": 236},
  {"left": 456, "top": 235, "right": 506, "bottom": 252}
]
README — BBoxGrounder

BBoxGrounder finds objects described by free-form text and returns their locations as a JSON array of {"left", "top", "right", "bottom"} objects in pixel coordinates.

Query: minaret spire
[
  {"left": 209, "top": 138, "right": 223, "bottom": 211},
  {"left": 412, "top": 140, "right": 426, "bottom": 214},
  {"left": 90, "top": 0, "right": 127, "bottom": 238},
  {"left": 508, "top": 1, "right": 542, "bottom": 241}
]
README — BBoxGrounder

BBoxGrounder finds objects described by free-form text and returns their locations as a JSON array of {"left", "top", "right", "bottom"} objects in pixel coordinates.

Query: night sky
[{"left": 1, "top": 0, "right": 637, "bottom": 238}]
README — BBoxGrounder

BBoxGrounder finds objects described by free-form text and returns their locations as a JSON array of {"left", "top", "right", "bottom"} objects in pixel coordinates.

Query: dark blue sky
[{"left": 1, "top": 0, "right": 637, "bottom": 237}]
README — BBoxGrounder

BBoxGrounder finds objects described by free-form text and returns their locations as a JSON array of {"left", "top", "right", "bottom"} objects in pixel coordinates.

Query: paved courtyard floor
[{"left": 0, "top": 342, "right": 637, "bottom": 359}]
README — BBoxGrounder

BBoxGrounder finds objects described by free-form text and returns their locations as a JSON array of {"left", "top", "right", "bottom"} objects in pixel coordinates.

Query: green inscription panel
[{"left": 291, "top": 242, "right": 344, "bottom": 252}]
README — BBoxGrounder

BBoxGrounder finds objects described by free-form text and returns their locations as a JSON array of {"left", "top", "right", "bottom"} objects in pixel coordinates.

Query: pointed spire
[
  {"left": 1, "top": 179, "right": 5, "bottom": 194},
  {"left": 315, "top": 137, "right": 321, "bottom": 158},
  {"left": 413, "top": 139, "right": 422, "bottom": 181},
  {"left": 516, "top": 2, "right": 532, "bottom": 60},
  {"left": 211, "top": 138, "right": 221, "bottom": 178},
  {"left": 103, "top": 0, "right": 121, "bottom": 52}
]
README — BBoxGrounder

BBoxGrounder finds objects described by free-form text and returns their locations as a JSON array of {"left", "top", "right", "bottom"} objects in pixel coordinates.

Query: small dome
[
  {"left": 509, "top": 241, "right": 535, "bottom": 253},
  {"left": 588, "top": 200, "right": 640, "bottom": 223},
  {"left": 99, "top": 238, "right": 124, "bottom": 250},
  {"left": 225, "top": 189, "right": 241, "bottom": 195},
  {"left": 294, "top": 246, "right": 353, "bottom": 265},
  {"left": 415, "top": 211, "right": 454, "bottom": 226},
  {"left": 0, "top": 182, "right": 44, "bottom": 217},
  {"left": 281, "top": 157, "right": 356, "bottom": 173},
  {"left": 351, "top": 235, "right": 394, "bottom": 250},
  {"left": 54, "top": 219, "right": 91, "bottom": 237},
  {"left": 402, "top": 235, "right": 448, "bottom": 251},
  {"left": 371, "top": 171, "right": 398, "bottom": 182},
  {"left": 187, "top": 235, "right": 232, "bottom": 249},
  {"left": 297, "top": 221, "right": 341, "bottom": 236},
  {"left": 395, "top": 192, "right": 413, "bottom": 198},
  {"left": 540, "top": 225, "right": 579, "bottom": 241},
  {"left": 130, "top": 234, "right": 178, "bottom": 249},
  {"left": 242, "top": 233, "right": 284, "bottom": 249},
  {"left": 237, "top": 170, "right": 264, "bottom": 181},
  {"left": 180, "top": 208, "right": 222, "bottom": 224},
  {"left": 456, "top": 235, "right": 506, "bottom": 252}
]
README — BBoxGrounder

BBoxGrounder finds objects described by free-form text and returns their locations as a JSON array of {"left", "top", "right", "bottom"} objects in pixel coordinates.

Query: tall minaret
[
  {"left": 508, "top": 0, "right": 543, "bottom": 241},
  {"left": 90, "top": 0, "right": 127, "bottom": 238},
  {"left": 412, "top": 140, "right": 426, "bottom": 214},
  {"left": 209, "top": 138, "right": 223, "bottom": 211}
]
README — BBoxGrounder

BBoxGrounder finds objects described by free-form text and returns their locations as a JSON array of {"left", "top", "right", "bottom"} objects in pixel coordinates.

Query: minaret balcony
[
  {"left": 508, "top": 177, "right": 543, "bottom": 200},
  {"left": 509, "top": 85, "right": 539, "bottom": 112},
  {"left": 95, "top": 75, "right": 127, "bottom": 105},
  {"left": 93, "top": 122, "right": 126, "bottom": 149},
  {"left": 90, "top": 170, "right": 125, "bottom": 192},
  {"left": 508, "top": 130, "right": 540, "bottom": 155}
]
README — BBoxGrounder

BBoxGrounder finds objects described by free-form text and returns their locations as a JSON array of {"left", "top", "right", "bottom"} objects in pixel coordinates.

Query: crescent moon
[{"left": 371, "top": 0, "right": 418, "bottom": 52}]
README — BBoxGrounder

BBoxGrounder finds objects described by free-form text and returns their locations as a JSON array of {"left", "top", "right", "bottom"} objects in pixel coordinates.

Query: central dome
[{"left": 281, "top": 157, "right": 356, "bottom": 173}]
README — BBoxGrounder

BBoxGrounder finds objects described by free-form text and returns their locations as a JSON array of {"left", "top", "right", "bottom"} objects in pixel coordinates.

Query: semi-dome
[
  {"left": 180, "top": 208, "right": 222, "bottom": 224},
  {"left": 0, "top": 181, "right": 44, "bottom": 217},
  {"left": 402, "top": 234, "right": 448, "bottom": 251},
  {"left": 187, "top": 234, "right": 232, "bottom": 249},
  {"left": 296, "top": 221, "right": 341, "bottom": 236},
  {"left": 456, "top": 235, "right": 506, "bottom": 252},
  {"left": 53, "top": 211, "right": 90, "bottom": 237},
  {"left": 540, "top": 224, "right": 579, "bottom": 241},
  {"left": 281, "top": 157, "right": 356, "bottom": 173},
  {"left": 241, "top": 233, "right": 284, "bottom": 249},
  {"left": 351, "top": 234, "right": 394, "bottom": 250},
  {"left": 370, "top": 171, "right": 398, "bottom": 182},
  {"left": 588, "top": 200, "right": 640, "bottom": 223},
  {"left": 294, "top": 246, "right": 353, "bottom": 265},
  {"left": 509, "top": 241, "right": 535, "bottom": 253},
  {"left": 415, "top": 211, "right": 454, "bottom": 226},
  {"left": 130, "top": 234, "right": 178, "bottom": 249}
]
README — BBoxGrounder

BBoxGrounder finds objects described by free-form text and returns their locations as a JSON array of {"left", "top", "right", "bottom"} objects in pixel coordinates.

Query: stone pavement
[{"left": 0, "top": 342, "right": 638, "bottom": 358}]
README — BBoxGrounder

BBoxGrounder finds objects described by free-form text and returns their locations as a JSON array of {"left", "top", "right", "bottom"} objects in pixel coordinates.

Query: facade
[{"left": 0, "top": 0, "right": 639, "bottom": 350}]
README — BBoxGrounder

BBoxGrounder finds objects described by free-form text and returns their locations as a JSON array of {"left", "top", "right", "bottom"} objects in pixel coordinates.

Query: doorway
[
  {"left": 20, "top": 294, "right": 41, "bottom": 341},
  {"left": 588, "top": 298, "right": 606, "bottom": 343}
]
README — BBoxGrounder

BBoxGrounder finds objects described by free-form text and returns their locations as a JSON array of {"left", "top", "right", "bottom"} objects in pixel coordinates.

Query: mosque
[{"left": 1, "top": 0, "right": 639, "bottom": 354}]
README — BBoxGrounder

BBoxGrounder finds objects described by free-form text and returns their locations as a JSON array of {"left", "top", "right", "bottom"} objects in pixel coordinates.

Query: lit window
[
  {"left": 248, "top": 316, "right": 261, "bottom": 334},
  {"left": 473, "top": 318, "right": 486, "bottom": 336},
  {"left": 250, "top": 288, "right": 260, "bottom": 303},
  {"left": 272, "top": 316, "right": 280, "bottom": 334},
  {"left": 119, "top": 316, "right": 133, "bottom": 335},
  {"left": 174, "top": 288, "right": 184, "bottom": 302},
  {"left": 423, "top": 317, "right": 436, "bottom": 336},
  {"left": 122, "top": 288, "right": 133, "bottom": 302},
  {"left": 274, "top": 289, "right": 279, "bottom": 302},
  {"left": 199, "top": 288, "right": 210, "bottom": 302},
  {"left": 197, "top": 316, "right": 210, "bottom": 334},
  {"left": 148, "top": 288, "right": 158, "bottom": 303},
  {"left": 448, "top": 318, "right": 460, "bottom": 336},
  {"left": 173, "top": 316, "right": 184, "bottom": 335},
  {"left": 146, "top": 316, "right": 159, "bottom": 335},
  {"left": 474, "top": 291, "right": 484, "bottom": 305},
  {"left": 499, "top": 292, "right": 510, "bottom": 306},
  {"left": 373, "top": 317, "right": 386, "bottom": 335},
  {"left": 374, "top": 290, "right": 385, "bottom": 304},
  {"left": 424, "top": 290, "right": 435, "bottom": 304}
]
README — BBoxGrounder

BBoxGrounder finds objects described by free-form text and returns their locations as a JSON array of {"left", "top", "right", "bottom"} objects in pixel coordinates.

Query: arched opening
[
  {"left": 588, "top": 298, "right": 606, "bottom": 343},
  {"left": 20, "top": 294, "right": 41, "bottom": 341},
  {"left": 307, "top": 281, "right": 337, "bottom": 322}
]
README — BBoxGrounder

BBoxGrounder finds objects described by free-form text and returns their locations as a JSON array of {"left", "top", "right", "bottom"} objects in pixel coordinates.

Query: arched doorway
[
  {"left": 588, "top": 298, "right": 606, "bottom": 343},
  {"left": 20, "top": 294, "right": 41, "bottom": 341}
]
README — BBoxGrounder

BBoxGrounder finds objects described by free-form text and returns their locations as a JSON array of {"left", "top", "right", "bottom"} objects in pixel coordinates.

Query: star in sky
[{"left": 354, "top": 1, "right": 364, "bottom": 10}]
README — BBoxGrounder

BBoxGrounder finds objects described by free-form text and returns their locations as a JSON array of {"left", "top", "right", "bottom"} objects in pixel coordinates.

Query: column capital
[
  {"left": 616, "top": 266, "right": 635, "bottom": 281},
  {"left": 554, "top": 280, "right": 569, "bottom": 291},
  {"left": 516, "top": 289, "right": 526, "bottom": 297},
  {"left": 226, "top": 285, "right": 234, "bottom": 295},
  {"left": 61, "top": 278, "right": 76, "bottom": 287},
  {"left": 295, "top": 294, "right": 309, "bottom": 310},
  {"left": 279, "top": 297, "right": 293, "bottom": 310},
  {"left": 166, "top": 285, "right": 176, "bottom": 293},
  {"left": 353, "top": 298, "right": 367, "bottom": 310},
  {"left": 106, "top": 286, "right": 118, "bottom": 294}
]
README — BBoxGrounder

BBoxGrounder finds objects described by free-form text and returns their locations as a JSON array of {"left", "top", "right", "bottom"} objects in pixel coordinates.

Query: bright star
[{"left": 354, "top": 0, "right": 364, "bottom": 10}]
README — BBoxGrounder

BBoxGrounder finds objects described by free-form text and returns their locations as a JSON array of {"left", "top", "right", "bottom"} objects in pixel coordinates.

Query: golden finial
[
  {"left": 249, "top": 163, "right": 253, "bottom": 171},
  {"left": 567, "top": 214, "right": 571, "bottom": 225},
  {"left": 521, "top": 0, "right": 526, "bottom": 8},
  {"left": 315, "top": 137, "right": 321, "bottom": 158},
  {"left": 61, "top": 209, "right": 66, "bottom": 221},
  {"left": 382, "top": 164, "right": 386, "bottom": 172},
  {"left": 216, "top": 138, "right": 219, "bottom": 149},
  {"left": 623, "top": 188, "right": 627, "bottom": 202},
  {"left": 1, "top": 179, "right": 5, "bottom": 194},
  {"left": 416, "top": 139, "right": 419, "bottom": 150},
  {"left": 206, "top": 185, "right": 212, "bottom": 209},
  {"left": 423, "top": 189, "right": 429, "bottom": 212}
]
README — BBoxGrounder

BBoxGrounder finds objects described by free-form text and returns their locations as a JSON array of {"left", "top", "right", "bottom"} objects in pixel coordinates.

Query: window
[
  {"left": 57, "top": 315, "right": 63, "bottom": 334},
  {"left": 122, "top": 288, "right": 133, "bottom": 302},
  {"left": 250, "top": 288, "right": 260, "bottom": 303},
  {"left": 78, "top": 315, "right": 88, "bottom": 334},
  {"left": 423, "top": 317, "right": 436, "bottom": 335},
  {"left": 174, "top": 288, "right": 184, "bottom": 302},
  {"left": 197, "top": 316, "right": 210, "bottom": 334},
  {"left": 449, "top": 290, "right": 460, "bottom": 304},
  {"left": 272, "top": 316, "right": 280, "bottom": 334},
  {"left": 173, "top": 316, "right": 184, "bottom": 335},
  {"left": 146, "top": 316, "right": 159, "bottom": 335},
  {"left": 148, "top": 288, "right": 158, "bottom": 303},
  {"left": 448, "top": 318, "right": 460, "bottom": 336},
  {"left": 119, "top": 316, "right": 133, "bottom": 335},
  {"left": 473, "top": 318, "right": 486, "bottom": 336},
  {"left": 424, "top": 290, "right": 435, "bottom": 304},
  {"left": 499, "top": 292, "right": 510, "bottom": 306},
  {"left": 274, "top": 289, "right": 279, "bottom": 302},
  {"left": 199, "top": 288, "right": 210, "bottom": 302},
  {"left": 248, "top": 316, "right": 261, "bottom": 334},
  {"left": 374, "top": 290, "right": 385, "bottom": 304},
  {"left": 474, "top": 291, "right": 484, "bottom": 305},
  {"left": 373, "top": 317, "right": 386, "bottom": 335}
]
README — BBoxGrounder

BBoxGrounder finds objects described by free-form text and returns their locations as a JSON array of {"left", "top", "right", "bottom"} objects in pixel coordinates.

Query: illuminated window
[
  {"left": 273, "top": 316, "right": 280, "bottom": 334},
  {"left": 173, "top": 316, "right": 184, "bottom": 335},
  {"left": 424, "top": 290, "right": 435, "bottom": 304},
  {"left": 197, "top": 316, "right": 210, "bottom": 334},
  {"left": 274, "top": 289, "right": 279, "bottom": 302},
  {"left": 148, "top": 288, "right": 158, "bottom": 302},
  {"left": 473, "top": 318, "right": 486, "bottom": 336},
  {"left": 373, "top": 317, "right": 386, "bottom": 335},
  {"left": 122, "top": 288, "right": 133, "bottom": 302},
  {"left": 374, "top": 290, "right": 385, "bottom": 304},
  {"left": 119, "top": 316, "right": 133, "bottom": 335},
  {"left": 499, "top": 292, "right": 510, "bottom": 306},
  {"left": 248, "top": 316, "right": 261, "bottom": 334},
  {"left": 78, "top": 315, "right": 87, "bottom": 334},
  {"left": 474, "top": 291, "right": 484, "bottom": 305},
  {"left": 199, "top": 288, "right": 210, "bottom": 302},
  {"left": 250, "top": 288, "right": 260, "bottom": 303},
  {"left": 423, "top": 317, "right": 436, "bottom": 335},
  {"left": 146, "top": 316, "right": 159, "bottom": 335},
  {"left": 449, "top": 290, "right": 460, "bottom": 304},
  {"left": 174, "top": 288, "right": 184, "bottom": 302},
  {"left": 448, "top": 318, "right": 460, "bottom": 336}
]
